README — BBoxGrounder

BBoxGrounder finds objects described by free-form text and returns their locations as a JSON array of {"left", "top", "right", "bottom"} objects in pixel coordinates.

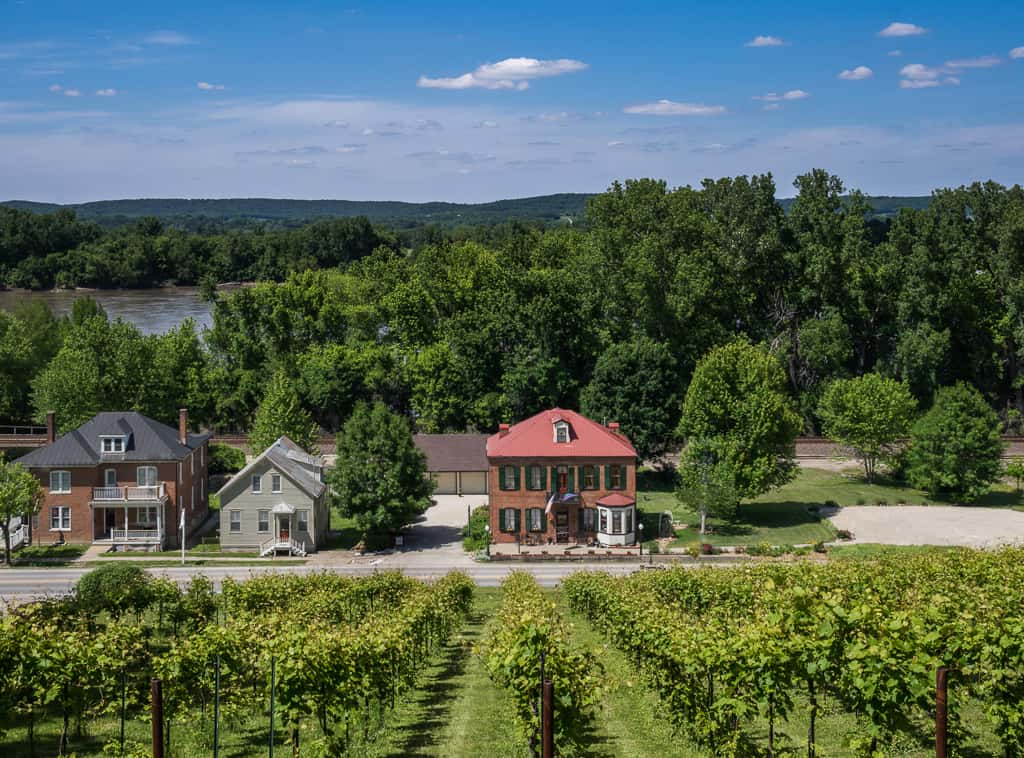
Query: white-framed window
[
  {"left": 527, "top": 508, "right": 543, "bottom": 532},
  {"left": 625, "top": 509, "right": 633, "bottom": 534},
  {"left": 609, "top": 464, "right": 625, "bottom": 490},
  {"left": 49, "top": 470, "right": 71, "bottom": 493},
  {"left": 101, "top": 436, "right": 125, "bottom": 454},
  {"left": 298, "top": 510, "right": 309, "bottom": 532},
  {"left": 251, "top": 475, "right": 262, "bottom": 494},
  {"left": 501, "top": 465, "right": 517, "bottom": 490},
  {"left": 50, "top": 505, "right": 71, "bottom": 531},
  {"left": 582, "top": 465, "right": 598, "bottom": 490},
  {"left": 137, "top": 466, "right": 157, "bottom": 487},
  {"left": 501, "top": 508, "right": 518, "bottom": 532},
  {"left": 555, "top": 423, "right": 569, "bottom": 443},
  {"left": 599, "top": 509, "right": 608, "bottom": 532},
  {"left": 582, "top": 508, "right": 596, "bottom": 531},
  {"left": 257, "top": 510, "right": 269, "bottom": 532},
  {"left": 104, "top": 469, "right": 117, "bottom": 487},
  {"left": 612, "top": 510, "right": 623, "bottom": 534},
  {"left": 528, "top": 465, "right": 543, "bottom": 491},
  {"left": 229, "top": 510, "right": 241, "bottom": 532},
  {"left": 271, "top": 474, "right": 282, "bottom": 493}
]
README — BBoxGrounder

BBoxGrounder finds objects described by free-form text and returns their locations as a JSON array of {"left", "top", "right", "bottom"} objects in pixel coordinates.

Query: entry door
[
  {"left": 279, "top": 516, "right": 290, "bottom": 541},
  {"left": 105, "top": 510, "right": 116, "bottom": 536},
  {"left": 555, "top": 511, "right": 569, "bottom": 543}
]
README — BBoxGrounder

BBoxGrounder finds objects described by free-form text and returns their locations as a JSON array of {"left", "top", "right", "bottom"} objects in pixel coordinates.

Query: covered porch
[
  {"left": 259, "top": 502, "right": 308, "bottom": 557},
  {"left": 92, "top": 503, "right": 164, "bottom": 550}
]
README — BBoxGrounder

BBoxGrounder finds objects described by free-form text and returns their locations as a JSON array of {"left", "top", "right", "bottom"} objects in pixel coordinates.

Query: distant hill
[
  {"left": 1, "top": 193, "right": 933, "bottom": 229},
  {"left": 0, "top": 195, "right": 593, "bottom": 230}
]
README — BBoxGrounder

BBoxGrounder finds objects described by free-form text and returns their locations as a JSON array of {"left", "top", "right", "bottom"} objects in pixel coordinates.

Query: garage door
[
  {"left": 460, "top": 471, "right": 488, "bottom": 494},
  {"left": 432, "top": 472, "right": 458, "bottom": 494}
]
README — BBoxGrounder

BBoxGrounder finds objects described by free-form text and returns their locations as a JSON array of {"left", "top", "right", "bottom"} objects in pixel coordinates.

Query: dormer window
[
  {"left": 554, "top": 422, "right": 569, "bottom": 444},
  {"left": 101, "top": 436, "right": 125, "bottom": 454}
]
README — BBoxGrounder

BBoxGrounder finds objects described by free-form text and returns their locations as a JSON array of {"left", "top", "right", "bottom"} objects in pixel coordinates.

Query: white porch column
[
  {"left": 124, "top": 504, "right": 128, "bottom": 537},
  {"left": 156, "top": 503, "right": 163, "bottom": 548}
]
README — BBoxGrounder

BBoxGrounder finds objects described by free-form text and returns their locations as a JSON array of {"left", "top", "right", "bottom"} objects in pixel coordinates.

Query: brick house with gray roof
[{"left": 16, "top": 409, "right": 210, "bottom": 550}]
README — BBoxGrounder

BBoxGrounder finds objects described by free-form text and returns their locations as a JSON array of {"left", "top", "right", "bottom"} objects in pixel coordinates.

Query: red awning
[{"left": 596, "top": 493, "right": 635, "bottom": 507}]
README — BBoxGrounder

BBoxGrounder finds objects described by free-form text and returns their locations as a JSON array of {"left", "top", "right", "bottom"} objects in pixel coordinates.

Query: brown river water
[{"left": 0, "top": 287, "right": 214, "bottom": 334}]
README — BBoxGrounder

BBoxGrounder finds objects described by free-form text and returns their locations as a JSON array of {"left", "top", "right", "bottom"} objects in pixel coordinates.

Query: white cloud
[
  {"left": 900, "top": 79, "right": 940, "bottom": 89},
  {"left": 48, "top": 84, "right": 63, "bottom": 92},
  {"left": 623, "top": 99, "right": 727, "bottom": 116},
  {"left": 762, "top": 103, "right": 783, "bottom": 111},
  {"left": 95, "top": 89, "right": 117, "bottom": 97},
  {"left": 839, "top": 66, "right": 874, "bottom": 80},
  {"left": 335, "top": 144, "right": 366, "bottom": 153},
  {"left": 900, "top": 63, "right": 941, "bottom": 81},
  {"left": 473, "top": 120, "right": 498, "bottom": 128},
  {"left": 197, "top": 81, "right": 225, "bottom": 91},
  {"left": 888, "top": 50, "right": 903, "bottom": 57},
  {"left": 63, "top": 89, "right": 80, "bottom": 97},
  {"left": 754, "top": 89, "right": 809, "bottom": 102},
  {"left": 1012, "top": 47, "right": 1024, "bottom": 60},
  {"left": 879, "top": 22, "right": 927, "bottom": 38},
  {"left": 417, "top": 57, "right": 587, "bottom": 90},
  {"left": 899, "top": 62, "right": 969, "bottom": 89},
  {"left": 324, "top": 120, "right": 348, "bottom": 128},
  {"left": 745, "top": 35, "right": 786, "bottom": 48},
  {"left": 606, "top": 140, "right": 625, "bottom": 147},
  {"left": 945, "top": 56, "right": 1001, "bottom": 69},
  {"left": 145, "top": 31, "right": 194, "bottom": 46}
]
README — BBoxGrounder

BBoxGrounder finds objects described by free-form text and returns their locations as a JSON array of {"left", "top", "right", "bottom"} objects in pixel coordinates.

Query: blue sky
[{"left": 1, "top": 0, "right": 1023, "bottom": 202}]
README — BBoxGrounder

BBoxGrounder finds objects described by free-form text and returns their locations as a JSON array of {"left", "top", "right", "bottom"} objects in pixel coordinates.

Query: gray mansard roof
[
  {"left": 16, "top": 411, "right": 211, "bottom": 468},
  {"left": 217, "top": 436, "right": 326, "bottom": 501}
]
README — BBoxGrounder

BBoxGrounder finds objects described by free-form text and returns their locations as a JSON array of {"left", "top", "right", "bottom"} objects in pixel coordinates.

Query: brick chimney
[
  {"left": 498, "top": 423, "right": 510, "bottom": 437},
  {"left": 46, "top": 411, "right": 56, "bottom": 444},
  {"left": 608, "top": 422, "right": 621, "bottom": 434},
  {"left": 179, "top": 409, "right": 188, "bottom": 445}
]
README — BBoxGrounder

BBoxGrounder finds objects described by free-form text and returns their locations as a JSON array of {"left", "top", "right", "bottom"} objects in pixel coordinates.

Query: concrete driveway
[
  {"left": 830, "top": 505, "right": 1024, "bottom": 547},
  {"left": 389, "top": 493, "right": 488, "bottom": 566}
]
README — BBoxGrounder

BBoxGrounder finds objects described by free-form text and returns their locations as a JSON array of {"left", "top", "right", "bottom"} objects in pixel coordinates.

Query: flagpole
[{"left": 180, "top": 506, "right": 185, "bottom": 566}]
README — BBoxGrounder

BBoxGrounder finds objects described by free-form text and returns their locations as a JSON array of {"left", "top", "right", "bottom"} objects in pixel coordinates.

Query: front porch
[
  {"left": 92, "top": 503, "right": 165, "bottom": 550},
  {"left": 258, "top": 503, "right": 308, "bottom": 557}
]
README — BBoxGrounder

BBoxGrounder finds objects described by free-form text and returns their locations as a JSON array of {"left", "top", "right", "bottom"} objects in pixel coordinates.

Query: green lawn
[
  {"left": 637, "top": 467, "right": 1024, "bottom": 549},
  {"left": 826, "top": 543, "right": 960, "bottom": 561},
  {"left": 5, "top": 543, "right": 88, "bottom": 566}
]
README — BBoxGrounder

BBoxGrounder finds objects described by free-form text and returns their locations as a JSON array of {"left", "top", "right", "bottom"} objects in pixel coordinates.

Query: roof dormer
[
  {"left": 553, "top": 419, "right": 570, "bottom": 444},
  {"left": 100, "top": 435, "right": 127, "bottom": 456}
]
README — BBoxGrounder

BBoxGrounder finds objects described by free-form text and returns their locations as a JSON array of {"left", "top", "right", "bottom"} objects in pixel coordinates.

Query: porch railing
[
  {"left": 10, "top": 523, "right": 27, "bottom": 550},
  {"left": 92, "top": 483, "right": 167, "bottom": 501},
  {"left": 109, "top": 528, "right": 161, "bottom": 542}
]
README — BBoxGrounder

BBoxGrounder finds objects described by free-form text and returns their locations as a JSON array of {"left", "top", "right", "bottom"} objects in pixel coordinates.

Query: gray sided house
[{"left": 217, "top": 436, "right": 328, "bottom": 556}]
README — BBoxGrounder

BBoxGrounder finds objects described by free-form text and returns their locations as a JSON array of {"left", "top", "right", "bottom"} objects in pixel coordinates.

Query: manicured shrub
[{"left": 75, "top": 563, "right": 152, "bottom": 618}]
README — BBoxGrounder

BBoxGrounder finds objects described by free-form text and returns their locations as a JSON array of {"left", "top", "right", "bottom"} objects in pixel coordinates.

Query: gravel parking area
[{"left": 830, "top": 505, "right": 1024, "bottom": 547}]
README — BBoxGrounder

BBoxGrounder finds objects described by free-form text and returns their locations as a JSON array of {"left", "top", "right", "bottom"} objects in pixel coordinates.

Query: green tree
[
  {"left": 0, "top": 460, "right": 43, "bottom": 565},
  {"left": 675, "top": 449, "right": 739, "bottom": 535},
  {"left": 580, "top": 338, "right": 680, "bottom": 462},
  {"left": 329, "top": 402, "right": 433, "bottom": 537},
  {"left": 818, "top": 374, "right": 917, "bottom": 482},
  {"left": 1005, "top": 458, "right": 1024, "bottom": 493},
  {"left": 249, "top": 370, "right": 319, "bottom": 453},
  {"left": 74, "top": 563, "right": 152, "bottom": 618},
  {"left": 907, "top": 383, "right": 1004, "bottom": 502},
  {"left": 677, "top": 340, "right": 801, "bottom": 499}
]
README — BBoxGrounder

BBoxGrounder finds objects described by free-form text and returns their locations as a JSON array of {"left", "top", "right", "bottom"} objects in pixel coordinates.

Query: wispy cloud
[
  {"left": 95, "top": 89, "right": 117, "bottom": 97},
  {"left": 753, "top": 89, "right": 809, "bottom": 102},
  {"left": 63, "top": 89, "right": 81, "bottom": 97},
  {"left": 335, "top": 144, "right": 367, "bottom": 153},
  {"left": 197, "top": 81, "right": 225, "bottom": 91},
  {"left": 405, "top": 149, "right": 496, "bottom": 163},
  {"left": 888, "top": 50, "right": 903, "bottom": 57},
  {"left": 1011, "top": 47, "right": 1024, "bottom": 60},
  {"left": 945, "top": 55, "right": 1001, "bottom": 69},
  {"left": 745, "top": 35, "right": 786, "bottom": 48},
  {"left": 417, "top": 57, "right": 587, "bottom": 90},
  {"left": 839, "top": 66, "right": 874, "bottom": 81},
  {"left": 879, "top": 22, "right": 927, "bottom": 38},
  {"left": 144, "top": 31, "right": 195, "bottom": 46},
  {"left": 624, "top": 99, "right": 726, "bottom": 116},
  {"left": 899, "top": 63, "right": 960, "bottom": 89},
  {"left": 48, "top": 84, "right": 63, "bottom": 93},
  {"left": 473, "top": 120, "right": 498, "bottom": 128}
]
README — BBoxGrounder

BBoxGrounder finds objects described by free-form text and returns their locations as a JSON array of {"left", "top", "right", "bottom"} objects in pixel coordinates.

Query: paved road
[
  {"left": 830, "top": 505, "right": 1024, "bottom": 547},
  {"left": 0, "top": 561, "right": 647, "bottom": 603}
]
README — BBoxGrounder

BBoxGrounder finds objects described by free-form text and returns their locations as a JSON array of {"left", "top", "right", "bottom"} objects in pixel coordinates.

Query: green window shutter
[
  {"left": 514, "top": 508, "right": 521, "bottom": 533},
  {"left": 577, "top": 465, "right": 584, "bottom": 490},
  {"left": 620, "top": 465, "right": 628, "bottom": 490},
  {"left": 541, "top": 510, "right": 547, "bottom": 532},
  {"left": 604, "top": 464, "right": 611, "bottom": 489},
  {"left": 541, "top": 465, "right": 547, "bottom": 491},
  {"left": 578, "top": 509, "right": 585, "bottom": 532},
  {"left": 514, "top": 466, "right": 522, "bottom": 490},
  {"left": 568, "top": 468, "right": 575, "bottom": 493},
  {"left": 551, "top": 466, "right": 558, "bottom": 491}
]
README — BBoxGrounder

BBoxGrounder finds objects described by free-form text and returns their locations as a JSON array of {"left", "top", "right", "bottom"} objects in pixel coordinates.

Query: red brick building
[
  {"left": 16, "top": 410, "right": 211, "bottom": 550},
  {"left": 486, "top": 409, "right": 638, "bottom": 547}
]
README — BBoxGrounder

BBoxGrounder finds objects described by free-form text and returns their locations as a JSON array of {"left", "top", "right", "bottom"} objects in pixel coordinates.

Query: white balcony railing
[
  {"left": 92, "top": 483, "right": 166, "bottom": 501},
  {"left": 109, "top": 529, "right": 161, "bottom": 542}
]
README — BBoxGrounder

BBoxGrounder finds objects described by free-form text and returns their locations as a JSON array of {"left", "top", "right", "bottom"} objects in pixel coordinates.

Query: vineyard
[{"left": 1, "top": 551, "right": 1023, "bottom": 757}]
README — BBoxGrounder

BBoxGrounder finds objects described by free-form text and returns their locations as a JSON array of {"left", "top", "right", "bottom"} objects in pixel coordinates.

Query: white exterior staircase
[{"left": 259, "top": 536, "right": 307, "bottom": 557}]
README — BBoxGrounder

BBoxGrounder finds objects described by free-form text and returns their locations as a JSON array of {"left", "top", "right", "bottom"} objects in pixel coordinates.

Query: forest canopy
[{"left": 2, "top": 170, "right": 1023, "bottom": 455}]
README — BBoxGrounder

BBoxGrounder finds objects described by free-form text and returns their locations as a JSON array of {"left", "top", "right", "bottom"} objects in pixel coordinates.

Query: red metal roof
[
  {"left": 486, "top": 408, "right": 637, "bottom": 460},
  {"left": 596, "top": 493, "right": 636, "bottom": 507}
]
